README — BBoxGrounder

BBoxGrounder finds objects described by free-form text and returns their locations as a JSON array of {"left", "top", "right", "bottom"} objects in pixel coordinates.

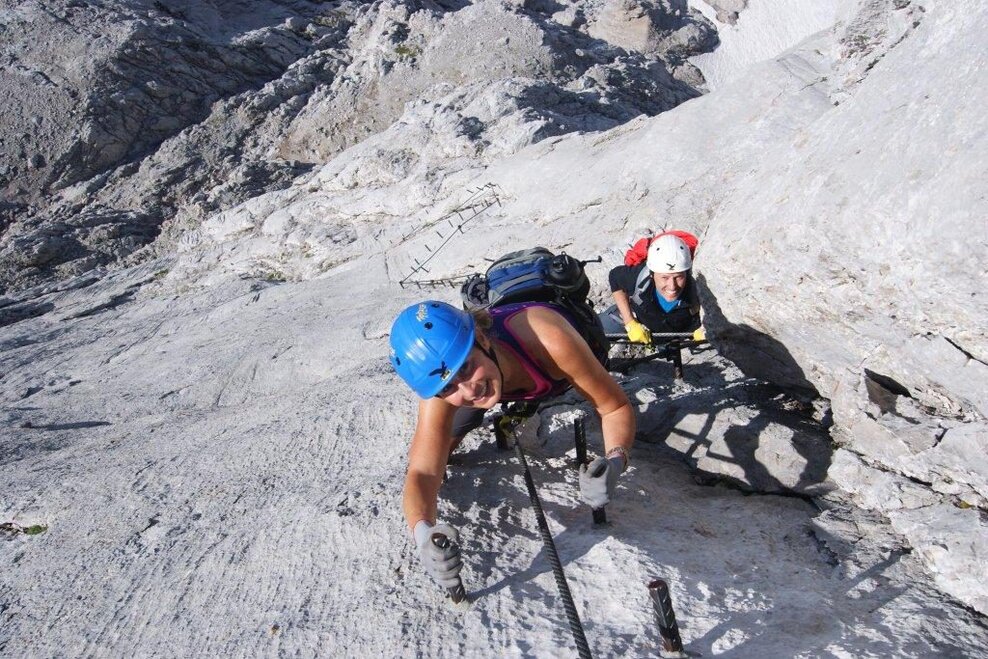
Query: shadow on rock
[
  {"left": 614, "top": 274, "right": 834, "bottom": 497},
  {"left": 0, "top": 300, "right": 55, "bottom": 328},
  {"left": 23, "top": 420, "right": 112, "bottom": 431},
  {"left": 635, "top": 367, "right": 833, "bottom": 496},
  {"left": 695, "top": 273, "right": 819, "bottom": 395},
  {"left": 435, "top": 419, "right": 935, "bottom": 658}
]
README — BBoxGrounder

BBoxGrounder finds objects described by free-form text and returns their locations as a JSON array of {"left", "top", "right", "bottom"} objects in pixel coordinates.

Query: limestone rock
[
  {"left": 702, "top": 0, "right": 747, "bottom": 25},
  {"left": 0, "top": 0, "right": 718, "bottom": 295},
  {"left": 889, "top": 504, "right": 988, "bottom": 615},
  {"left": 696, "top": 0, "right": 988, "bottom": 610},
  {"left": 900, "top": 425, "right": 988, "bottom": 508},
  {"left": 631, "top": 353, "right": 833, "bottom": 497},
  {"left": 1, "top": 0, "right": 984, "bottom": 621},
  {"left": 827, "top": 449, "right": 939, "bottom": 511},
  {"left": 587, "top": 0, "right": 718, "bottom": 56}
]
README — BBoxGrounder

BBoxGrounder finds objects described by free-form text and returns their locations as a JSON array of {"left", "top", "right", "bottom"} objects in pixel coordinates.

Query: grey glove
[
  {"left": 579, "top": 456, "right": 624, "bottom": 508},
  {"left": 413, "top": 521, "right": 463, "bottom": 589}
]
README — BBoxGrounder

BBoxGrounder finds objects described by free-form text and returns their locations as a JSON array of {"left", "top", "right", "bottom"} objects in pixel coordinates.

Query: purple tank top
[{"left": 489, "top": 302, "right": 573, "bottom": 402}]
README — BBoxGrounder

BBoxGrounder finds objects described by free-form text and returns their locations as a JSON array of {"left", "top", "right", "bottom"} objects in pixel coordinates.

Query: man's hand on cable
[
  {"left": 624, "top": 319, "right": 652, "bottom": 345},
  {"left": 578, "top": 453, "right": 626, "bottom": 508},
  {"left": 413, "top": 520, "right": 462, "bottom": 589}
]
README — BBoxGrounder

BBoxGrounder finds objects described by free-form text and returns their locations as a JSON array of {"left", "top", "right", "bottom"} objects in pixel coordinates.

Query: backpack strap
[{"left": 630, "top": 266, "right": 652, "bottom": 307}]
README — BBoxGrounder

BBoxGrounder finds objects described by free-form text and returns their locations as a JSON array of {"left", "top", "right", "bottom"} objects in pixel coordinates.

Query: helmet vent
[
  {"left": 395, "top": 357, "right": 401, "bottom": 365},
  {"left": 424, "top": 322, "right": 434, "bottom": 330}
]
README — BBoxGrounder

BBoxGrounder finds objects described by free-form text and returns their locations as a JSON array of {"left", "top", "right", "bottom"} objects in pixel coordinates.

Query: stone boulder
[
  {"left": 702, "top": 0, "right": 747, "bottom": 25},
  {"left": 587, "top": 0, "right": 718, "bottom": 56}
]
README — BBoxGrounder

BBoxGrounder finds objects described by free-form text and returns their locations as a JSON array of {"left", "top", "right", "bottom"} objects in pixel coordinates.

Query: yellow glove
[
  {"left": 692, "top": 327, "right": 707, "bottom": 342},
  {"left": 625, "top": 320, "right": 652, "bottom": 345}
]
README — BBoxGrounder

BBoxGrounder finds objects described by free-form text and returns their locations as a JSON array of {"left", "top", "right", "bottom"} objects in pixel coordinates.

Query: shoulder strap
[{"left": 630, "top": 266, "right": 652, "bottom": 306}]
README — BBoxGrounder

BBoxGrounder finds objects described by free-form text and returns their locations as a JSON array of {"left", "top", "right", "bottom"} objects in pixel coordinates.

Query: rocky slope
[
  {"left": 700, "top": 0, "right": 988, "bottom": 612},
  {"left": 0, "top": 0, "right": 717, "bottom": 293},
  {"left": 153, "top": 0, "right": 988, "bottom": 614},
  {"left": 1, "top": 0, "right": 985, "bottom": 629}
]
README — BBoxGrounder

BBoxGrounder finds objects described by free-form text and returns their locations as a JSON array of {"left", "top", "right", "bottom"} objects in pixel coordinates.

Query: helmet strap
[{"left": 476, "top": 339, "right": 504, "bottom": 383}]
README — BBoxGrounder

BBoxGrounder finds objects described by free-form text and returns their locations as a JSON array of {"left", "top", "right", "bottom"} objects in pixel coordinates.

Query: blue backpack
[{"left": 460, "top": 247, "right": 609, "bottom": 366}]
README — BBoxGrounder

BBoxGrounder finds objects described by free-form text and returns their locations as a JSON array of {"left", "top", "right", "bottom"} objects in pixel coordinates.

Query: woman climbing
[{"left": 389, "top": 299, "right": 635, "bottom": 593}]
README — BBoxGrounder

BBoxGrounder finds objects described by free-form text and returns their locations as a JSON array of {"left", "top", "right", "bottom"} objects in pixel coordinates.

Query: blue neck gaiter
[{"left": 656, "top": 290, "right": 682, "bottom": 313}]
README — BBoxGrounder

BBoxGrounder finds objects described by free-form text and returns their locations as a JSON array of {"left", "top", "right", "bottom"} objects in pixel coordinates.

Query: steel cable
[{"left": 514, "top": 443, "right": 593, "bottom": 659}]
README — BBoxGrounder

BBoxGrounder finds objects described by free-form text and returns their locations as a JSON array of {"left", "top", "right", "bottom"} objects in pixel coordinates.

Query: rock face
[
  {"left": 1, "top": 0, "right": 985, "bottom": 622},
  {"left": 699, "top": 0, "right": 988, "bottom": 613},
  {"left": 1, "top": 0, "right": 322, "bottom": 197},
  {"left": 0, "top": 0, "right": 718, "bottom": 294},
  {"left": 587, "top": 0, "right": 717, "bottom": 55},
  {"left": 628, "top": 350, "right": 834, "bottom": 497},
  {"left": 701, "top": 0, "right": 747, "bottom": 25},
  {"left": 0, "top": 0, "right": 347, "bottom": 292}
]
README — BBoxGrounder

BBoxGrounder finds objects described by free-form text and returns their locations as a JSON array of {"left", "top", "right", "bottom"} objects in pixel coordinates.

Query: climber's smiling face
[
  {"left": 653, "top": 271, "right": 688, "bottom": 303},
  {"left": 435, "top": 343, "right": 502, "bottom": 409}
]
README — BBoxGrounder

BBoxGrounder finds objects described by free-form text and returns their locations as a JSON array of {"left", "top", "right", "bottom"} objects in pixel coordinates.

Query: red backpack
[{"left": 624, "top": 230, "right": 699, "bottom": 267}]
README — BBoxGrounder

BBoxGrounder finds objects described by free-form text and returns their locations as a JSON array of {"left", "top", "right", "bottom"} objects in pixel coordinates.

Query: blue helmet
[{"left": 390, "top": 301, "right": 475, "bottom": 398}]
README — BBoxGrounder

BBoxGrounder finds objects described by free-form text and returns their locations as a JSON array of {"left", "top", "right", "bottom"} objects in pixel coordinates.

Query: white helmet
[{"left": 646, "top": 234, "right": 692, "bottom": 274}]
